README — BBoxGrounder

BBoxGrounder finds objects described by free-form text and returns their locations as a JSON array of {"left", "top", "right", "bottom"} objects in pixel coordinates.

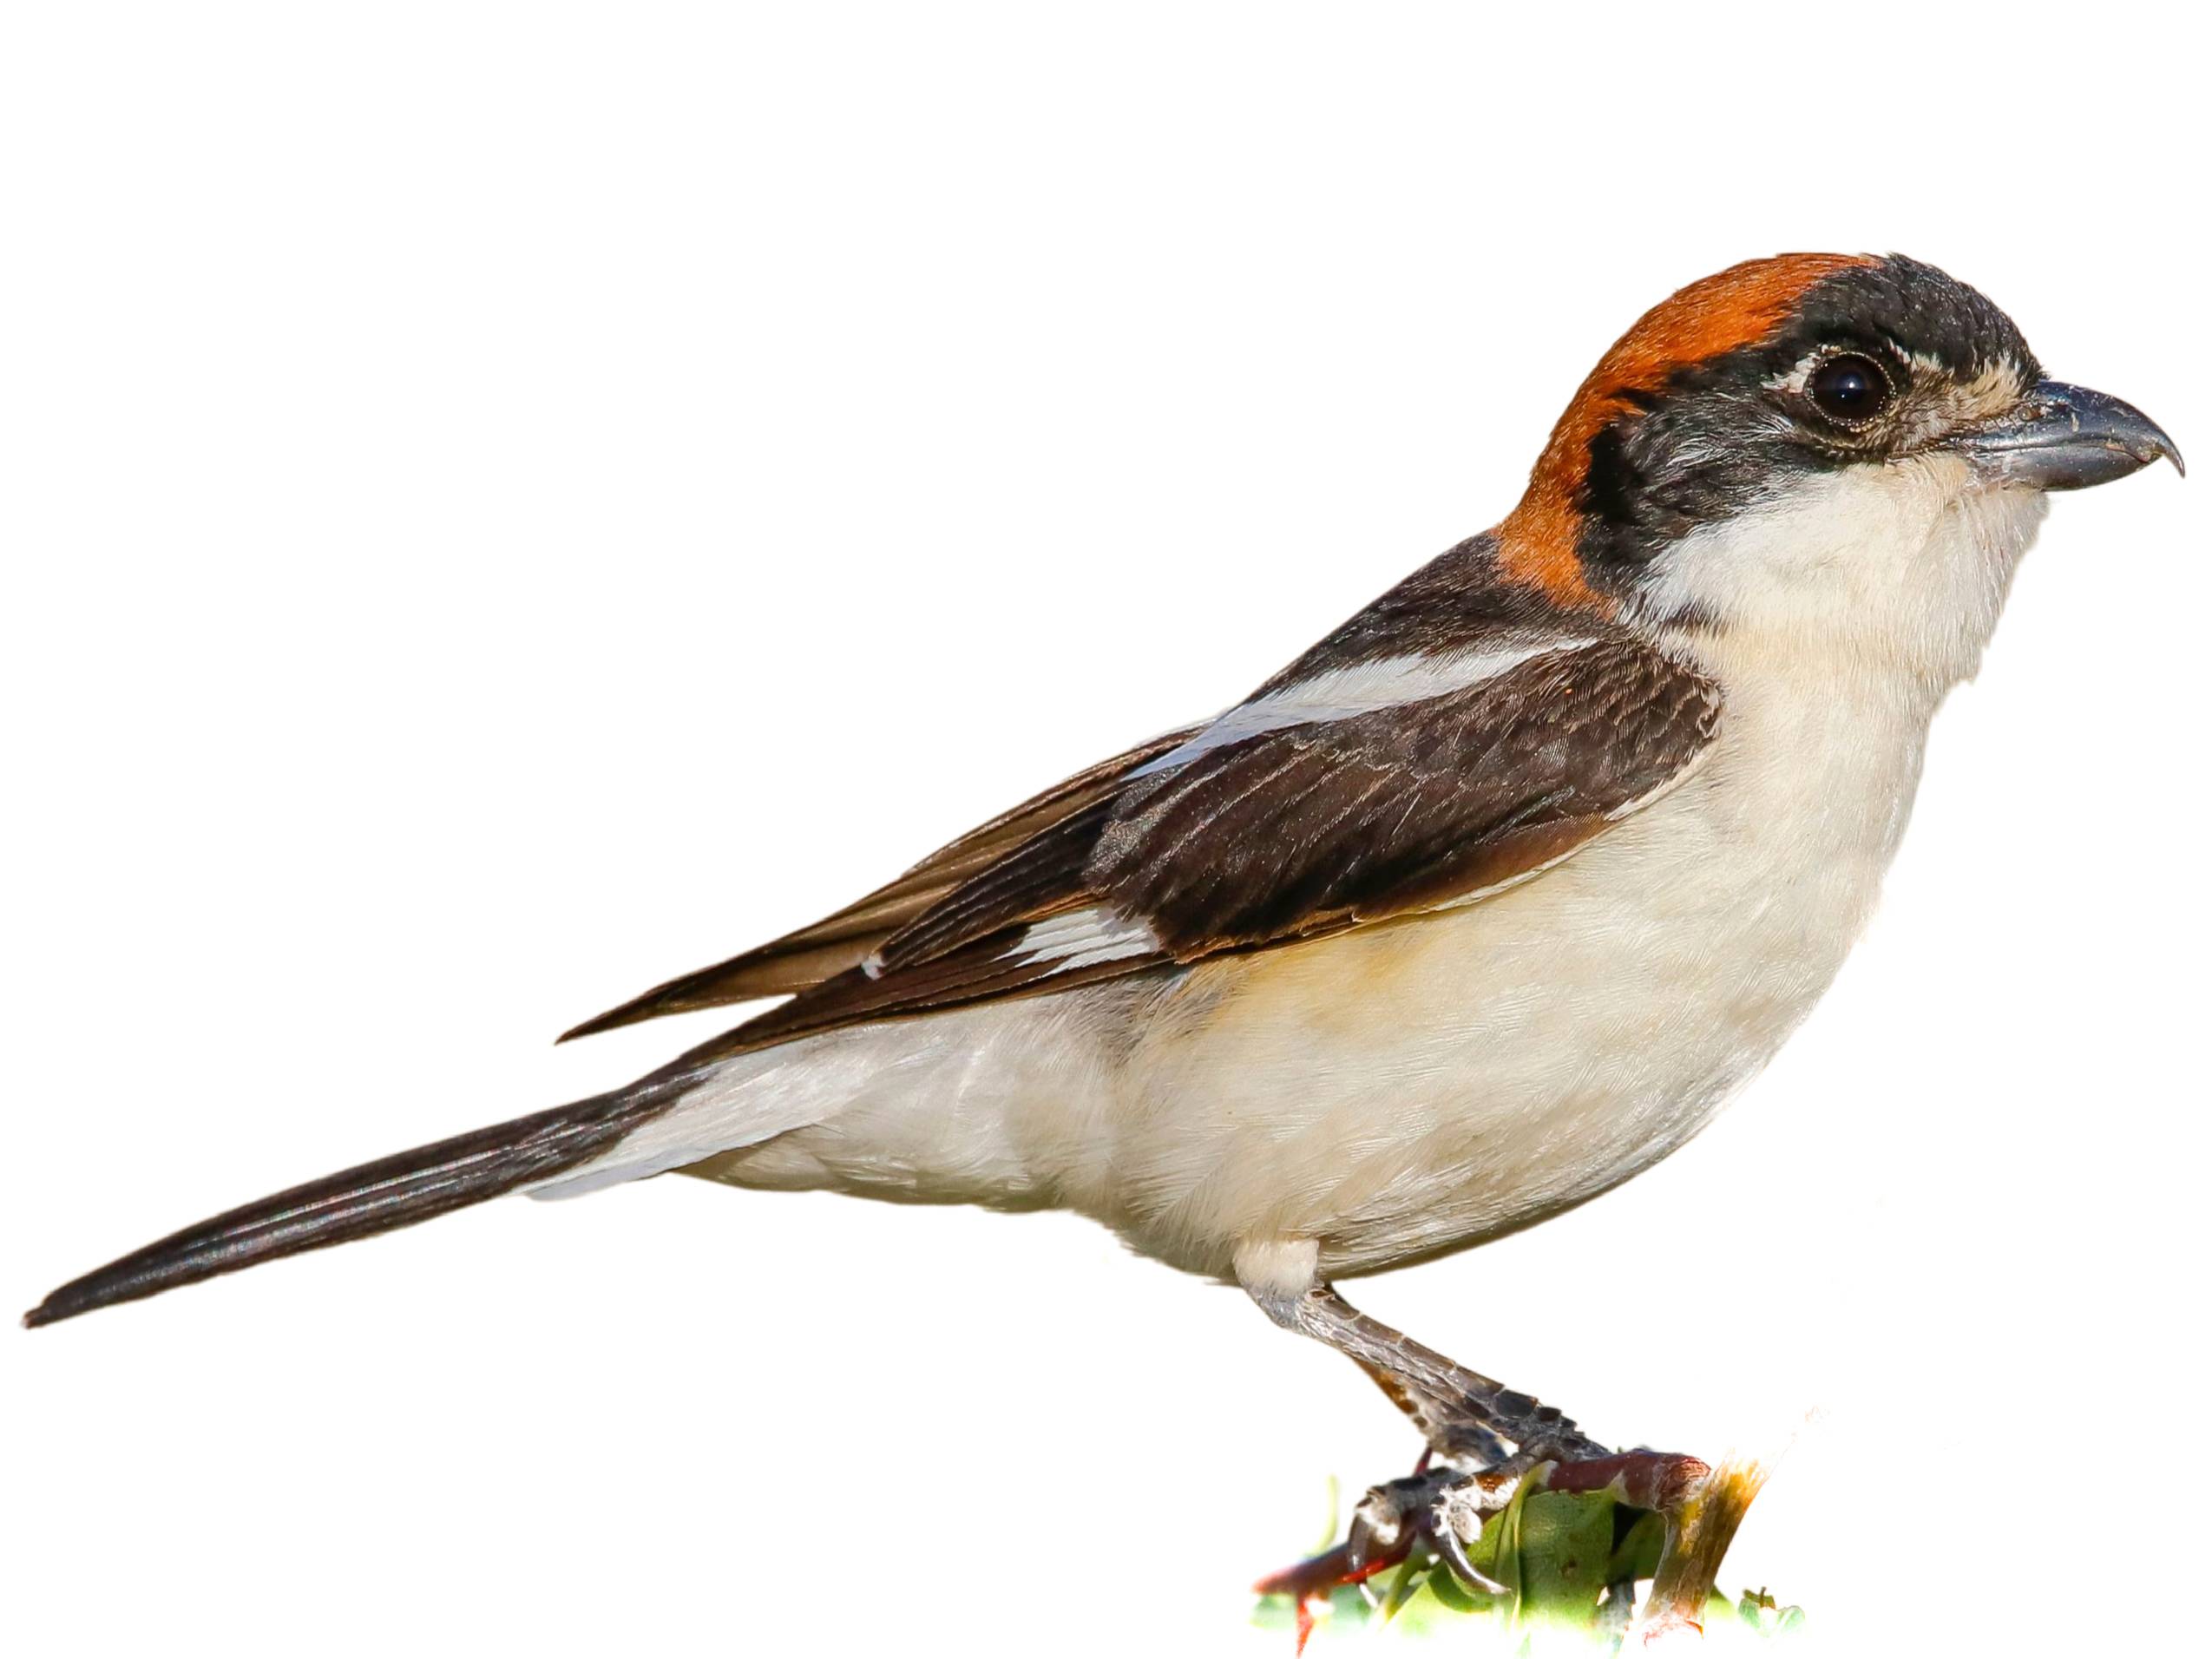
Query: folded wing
[
  {"left": 557, "top": 725, "right": 1203, "bottom": 1040},
  {"left": 592, "top": 633, "right": 1720, "bottom": 1065}
]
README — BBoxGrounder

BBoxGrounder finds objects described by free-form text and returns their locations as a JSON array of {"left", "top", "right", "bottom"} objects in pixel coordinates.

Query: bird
[{"left": 23, "top": 253, "right": 2182, "bottom": 1493}]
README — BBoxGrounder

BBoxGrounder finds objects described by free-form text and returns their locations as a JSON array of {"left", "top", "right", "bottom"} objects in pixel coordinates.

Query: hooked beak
[{"left": 1948, "top": 380, "right": 2184, "bottom": 491}]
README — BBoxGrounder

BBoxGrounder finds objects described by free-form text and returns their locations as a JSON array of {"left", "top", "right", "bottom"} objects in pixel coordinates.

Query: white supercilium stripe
[{"left": 1133, "top": 637, "right": 1592, "bottom": 778}]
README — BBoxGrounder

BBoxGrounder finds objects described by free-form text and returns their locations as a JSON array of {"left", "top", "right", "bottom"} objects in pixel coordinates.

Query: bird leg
[
  {"left": 1246, "top": 1278, "right": 1609, "bottom": 1466},
  {"left": 1247, "top": 1276, "right": 1713, "bottom": 1641}
]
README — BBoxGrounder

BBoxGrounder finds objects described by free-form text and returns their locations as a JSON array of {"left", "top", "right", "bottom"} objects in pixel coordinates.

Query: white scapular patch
[
  {"left": 1006, "top": 908, "right": 1159, "bottom": 973},
  {"left": 1134, "top": 638, "right": 1592, "bottom": 777}
]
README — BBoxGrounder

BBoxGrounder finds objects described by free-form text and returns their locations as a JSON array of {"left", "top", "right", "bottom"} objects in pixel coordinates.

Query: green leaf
[
  {"left": 1254, "top": 1476, "right": 1802, "bottom": 1643},
  {"left": 1480, "top": 1467, "right": 1534, "bottom": 1614},
  {"left": 1516, "top": 1491, "right": 1618, "bottom": 1625},
  {"left": 1424, "top": 1560, "right": 1493, "bottom": 1616},
  {"left": 1608, "top": 1509, "right": 1668, "bottom": 1584},
  {"left": 1387, "top": 1558, "right": 1499, "bottom": 1636},
  {"left": 1379, "top": 1549, "right": 1435, "bottom": 1623}
]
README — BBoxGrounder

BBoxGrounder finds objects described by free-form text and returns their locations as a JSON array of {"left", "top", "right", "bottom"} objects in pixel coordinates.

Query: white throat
[
  {"left": 1644, "top": 455, "right": 2050, "bottom": 707},
  {"left": 1608, "top": 456, "right": 2053, "bottom": 1013}
]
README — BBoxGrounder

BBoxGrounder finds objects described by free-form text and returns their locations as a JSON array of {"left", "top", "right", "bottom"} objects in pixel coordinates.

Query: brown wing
[
  {"left": 556, "top": 725, "right": 1202, "bottom": 1040},
  {"left": 680, "top": 637, "right": 1719, "bottom": 1061}
]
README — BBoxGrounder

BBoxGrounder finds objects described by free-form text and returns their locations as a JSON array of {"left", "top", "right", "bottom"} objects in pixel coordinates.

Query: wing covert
[
  {"left": 687, "top": 636, "right": 1719, "bottom": 1059},
  {"left": 555, "top": 724, "right": 1200, "bottom": 1041}
]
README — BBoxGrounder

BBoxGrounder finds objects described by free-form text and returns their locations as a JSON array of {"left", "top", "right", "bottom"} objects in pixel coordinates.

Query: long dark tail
[{"left": 23, "top": 1077, "right": 686, "bottom": 1329}]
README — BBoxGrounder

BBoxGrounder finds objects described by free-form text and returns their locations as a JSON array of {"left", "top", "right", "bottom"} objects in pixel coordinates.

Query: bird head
[{"left": 1494, "top": 254, "right": 2181, "bottom": 681}]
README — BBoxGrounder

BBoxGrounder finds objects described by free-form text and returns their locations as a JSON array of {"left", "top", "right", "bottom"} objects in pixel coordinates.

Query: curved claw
[
  {"left": 1344, "top": 1472, "right": 1441, "bottom": 1572},
  {"left": 1431, "top": 1517, "right": 1508, "bottom": 1597}
]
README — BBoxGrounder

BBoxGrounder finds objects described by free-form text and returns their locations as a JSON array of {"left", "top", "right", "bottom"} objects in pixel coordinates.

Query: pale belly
[
  {"left": 610, "top": 469, "right": 2023, "bottom": 1275},
  {"left": 682, "top": 672, "right": 1935, "bottom": 1283},
  {"left": 1094, "top": 764, "right": 1890, "bottom": 1278},
  {"left": 1079, "top": 636, "right": 1949, "bottom": 1279}
]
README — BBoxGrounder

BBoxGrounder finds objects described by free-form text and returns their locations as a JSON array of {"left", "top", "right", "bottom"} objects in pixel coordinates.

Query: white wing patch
[
  {"left": 1135, "top": 638, "right": 1592, "bottom": 778},
  {"left": 1006, "top": 908, "right": 1160, "bottom": 974}
]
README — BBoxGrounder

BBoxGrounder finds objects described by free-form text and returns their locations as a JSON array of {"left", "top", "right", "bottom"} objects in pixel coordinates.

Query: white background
[{"left": 3, "top": 5, "right": 2203, "bottom": 1655}]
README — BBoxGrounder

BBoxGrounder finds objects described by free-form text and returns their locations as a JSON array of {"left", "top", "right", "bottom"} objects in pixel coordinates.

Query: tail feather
[{"left": 23, "top": 1077, "right": 686, "bottom": 1329}]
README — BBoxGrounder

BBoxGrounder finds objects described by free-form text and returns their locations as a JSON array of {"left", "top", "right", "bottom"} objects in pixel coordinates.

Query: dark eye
[{"left": 1807, "top": 353, "right": 1892, "bottom": 423}]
